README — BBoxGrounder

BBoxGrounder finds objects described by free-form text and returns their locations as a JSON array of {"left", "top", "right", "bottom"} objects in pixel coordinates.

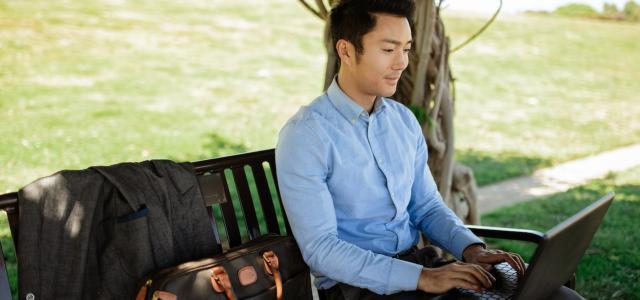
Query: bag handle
[
  {"left": 262, "top": 251, "right": 283, "bottom": 300},
  {"left": 211, "top": 266, "right": 236, "bottom": 300}
]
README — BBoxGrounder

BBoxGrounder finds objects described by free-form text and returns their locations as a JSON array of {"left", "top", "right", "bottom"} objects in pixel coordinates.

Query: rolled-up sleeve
[
  {"left": 406, "top": 118, "right": 484, "bottom": 260},
  {"left": 276, "top": 119, "right": 423, "bottom": 295}
]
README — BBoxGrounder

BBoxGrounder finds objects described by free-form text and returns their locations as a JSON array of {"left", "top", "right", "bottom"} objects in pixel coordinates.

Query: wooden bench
[{"left": 0, "top": 149, "right": 571, "bottom": 299}]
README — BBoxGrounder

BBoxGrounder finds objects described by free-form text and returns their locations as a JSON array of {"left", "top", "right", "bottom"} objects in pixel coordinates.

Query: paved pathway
[{"left": 477, "top": 143, "right": 640, "bottom": 213}]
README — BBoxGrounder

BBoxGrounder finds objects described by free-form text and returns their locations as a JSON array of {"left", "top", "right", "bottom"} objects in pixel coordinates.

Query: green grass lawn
[
  {"left": 481, "top": 166, "right": 640, "bottom": 299},
  {"left": 1, "top": 1, "right": 640, "bottom": 193},
  {"left": 442, "top": 12, "right": 640, "bottom": 185},
  {"left": 0, "top": 0, "right": 326, "bottom": 193}
]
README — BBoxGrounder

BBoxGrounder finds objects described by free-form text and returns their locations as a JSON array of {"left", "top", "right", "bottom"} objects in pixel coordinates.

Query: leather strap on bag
[
  {"left": 262, "top": 251, "right": 283, "bottom": 300},
  {"left": 211, "top": 266, "right": 236, "bottom": 300},
  {"left": 135, "top": 280, "right": 177, "bottom": 300},
  {"left": 136, "top": 279, "right": 152, "bottom": 300},
  {"left": 152, "top": 291, "right": 177, "bottom": 300}
]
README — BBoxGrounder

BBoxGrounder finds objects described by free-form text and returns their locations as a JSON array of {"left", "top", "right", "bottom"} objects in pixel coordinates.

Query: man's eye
[
  {"left": 403, "top": 48, "right": 411, "bottom": 53},
  {"left": 383, "top": 49, "right": 394, "bottom": 53}
]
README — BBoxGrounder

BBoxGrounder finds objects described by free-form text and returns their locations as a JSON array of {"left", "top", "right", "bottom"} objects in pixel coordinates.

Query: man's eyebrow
[{"left": 381, "top": 39, "right": 413, "bottom": 46}]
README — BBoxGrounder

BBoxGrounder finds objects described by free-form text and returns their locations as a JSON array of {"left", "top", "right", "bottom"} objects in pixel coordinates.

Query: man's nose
[{"left": 392, "top": 51, "right": 409, "bottom": 71}]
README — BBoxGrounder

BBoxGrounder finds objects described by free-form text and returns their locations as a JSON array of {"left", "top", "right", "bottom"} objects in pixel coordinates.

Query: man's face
[{"left": 349, "top": 13, "right": 412, "bottom": 98}]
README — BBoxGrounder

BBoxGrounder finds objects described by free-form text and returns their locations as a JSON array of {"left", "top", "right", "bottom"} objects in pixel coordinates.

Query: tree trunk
[{"left": 300, "top": 0, "right": 480, "bottom": 225}]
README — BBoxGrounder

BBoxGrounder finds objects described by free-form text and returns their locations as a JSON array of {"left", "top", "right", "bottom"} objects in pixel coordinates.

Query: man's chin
[{"left": 381, "top": 87, "right": 397, "bottom": 98}]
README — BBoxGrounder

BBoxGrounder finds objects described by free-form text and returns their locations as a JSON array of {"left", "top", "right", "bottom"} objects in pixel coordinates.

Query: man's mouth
[{"left": 385, "top": 77, "right": 400, "bottom": 84}]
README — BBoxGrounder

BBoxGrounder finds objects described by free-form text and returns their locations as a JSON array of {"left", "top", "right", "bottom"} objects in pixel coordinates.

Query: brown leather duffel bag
[{"left": 135, "top": 234, "right": 312, "bottom": 300}]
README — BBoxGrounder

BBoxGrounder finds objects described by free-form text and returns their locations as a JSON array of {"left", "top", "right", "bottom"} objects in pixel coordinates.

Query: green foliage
[
  {"left": 624, "top": 0, "right": 640, "bottom": 21},
  {"left": 603, "top": 2, "right": 619, "bottom": 14},
  {"left": 407, "top": 104, "right": 428, "bottom": 126},
  {"left": 552, "top": 1, "right": 640, "bottom": 22},
  {"left": 601, "top": 3, "right": 625, "bottom": 20},
  {"left": 554, "top": 3, "right": 599, "bottom": 18}
]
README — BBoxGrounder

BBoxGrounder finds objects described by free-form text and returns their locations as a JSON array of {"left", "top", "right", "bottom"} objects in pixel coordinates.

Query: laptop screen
[{"left": 514, "top": 193, "right": 614, "bottom": 299}]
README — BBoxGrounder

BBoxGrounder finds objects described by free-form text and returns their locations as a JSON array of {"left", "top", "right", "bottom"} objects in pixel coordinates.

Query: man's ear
[{"left": 336, "top": 39, "right": 355, "bottom": 67}]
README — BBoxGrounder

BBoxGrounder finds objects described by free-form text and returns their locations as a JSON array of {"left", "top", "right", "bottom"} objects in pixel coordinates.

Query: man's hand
[
  {"left": 416, "top": 262, "right": 496, "bottom": 293},
  {"left": 462, "top": 244, "right": 526, "bottom": 278}
]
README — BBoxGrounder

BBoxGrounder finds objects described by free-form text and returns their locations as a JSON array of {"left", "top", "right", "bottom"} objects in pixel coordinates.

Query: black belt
[{"left": 392, "top": 245, "right": 419, "bottom": 259}]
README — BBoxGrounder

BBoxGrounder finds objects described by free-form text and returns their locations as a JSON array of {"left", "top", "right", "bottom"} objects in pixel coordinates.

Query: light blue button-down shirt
[{"left": 275, "top": 79, "right": 483, "bottom": 295}]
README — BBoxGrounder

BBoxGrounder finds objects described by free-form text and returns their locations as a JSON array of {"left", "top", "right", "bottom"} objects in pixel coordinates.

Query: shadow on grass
[
  {"left": 198, "top": 133, "right": 248, "bottom": 159},
  {"left": 456, "top": 149, "right": 552, "bottom": 186},
  {"left": 481, "top": 180, "right": 640, "bottom": 299}
]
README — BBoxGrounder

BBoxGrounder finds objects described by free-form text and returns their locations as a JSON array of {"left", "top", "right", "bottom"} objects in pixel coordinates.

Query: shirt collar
[{"left": 327, "top": 77, "right": 387, "bottom": 123}]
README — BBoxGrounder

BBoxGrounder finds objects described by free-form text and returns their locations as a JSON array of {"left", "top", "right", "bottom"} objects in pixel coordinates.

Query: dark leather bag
[{"left": 135, "top": 234, "right": 312, "bottom": 300}]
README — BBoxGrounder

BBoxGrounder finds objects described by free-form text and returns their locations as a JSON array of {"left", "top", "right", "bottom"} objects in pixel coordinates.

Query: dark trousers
[{"left": 317, "top": 246, "right": 445, "bottom": 300}]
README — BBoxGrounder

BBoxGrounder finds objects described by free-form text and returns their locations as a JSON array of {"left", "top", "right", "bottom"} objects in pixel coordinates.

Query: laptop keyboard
[{"left": 456, "top": 262, "right": 520, "bottom": 300}]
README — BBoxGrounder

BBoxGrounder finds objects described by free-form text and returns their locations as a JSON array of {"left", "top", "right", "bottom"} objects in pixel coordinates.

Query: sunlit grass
[
  {"left": 2, "top": 2, "right": 640, "bottom": 193},
  {"left": 444, "top": 13, "right": 640, "bottom": 184},
  {"left": 482, "top": 166, "right": 640, "bottom": 299}
]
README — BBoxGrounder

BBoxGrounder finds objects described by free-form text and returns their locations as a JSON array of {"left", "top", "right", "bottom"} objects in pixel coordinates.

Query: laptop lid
[{"left": 514, "top": 192, "right": 614, "bottom": 299}]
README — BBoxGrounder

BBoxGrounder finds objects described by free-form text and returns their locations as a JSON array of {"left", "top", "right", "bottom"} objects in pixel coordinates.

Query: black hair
[{"left": 330, "top": 0, "right": 415, "bottom": 55}]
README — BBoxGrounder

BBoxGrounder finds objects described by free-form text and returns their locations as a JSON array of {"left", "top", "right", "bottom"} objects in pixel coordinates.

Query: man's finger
[
  {"left": 450, "top": 278, "right": 483, "bottom": 292},
  {"left": 512, "top": 252, "right": 526, "bottom": 277},
  {"left": 501, "top": 253, "right": 524, "bottom": 278},
  {"left": 475, "top": 250, "right": 507, "bottom": 264},
  {"left": 471, "top": 263, "right": 496, "bottom": 286},
  {"left": 479, "top": 263, "right": 493, "bottom": 272},
  {"left": 451, "top": 263, "right": 485, "bottom": 286},
  {"left": 504, "top": 252, "right": 525, "bottom": 277},
  {"left": 456, "top": 263, "right": 494, "bottom": 288}
]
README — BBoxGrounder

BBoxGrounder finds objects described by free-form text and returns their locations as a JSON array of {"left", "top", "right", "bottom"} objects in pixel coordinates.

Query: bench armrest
[{"left": 465, "top": 225, "right": 544, "bottom": 244}]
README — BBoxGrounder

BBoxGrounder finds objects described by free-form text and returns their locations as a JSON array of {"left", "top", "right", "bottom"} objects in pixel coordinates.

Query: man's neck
[{"left": 336, "top": 72, "right": 376, "bottom": 114}]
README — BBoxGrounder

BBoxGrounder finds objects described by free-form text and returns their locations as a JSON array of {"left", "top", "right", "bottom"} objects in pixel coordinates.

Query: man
[{"left": 276, "top": 0, "right": 577, "bottom": 299}]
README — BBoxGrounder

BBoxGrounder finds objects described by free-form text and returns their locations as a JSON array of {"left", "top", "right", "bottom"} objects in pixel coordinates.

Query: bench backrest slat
[
  {"left": 250, "top": 163, "right": 281, "bottom": 235},
  {"left": 205, "top": 206, "right": 224, "bottom": 254},
  {"left": 231, "top": 166, "right": 262, "bottom": 240},
  {"left": 265, "top": 158, "right": 292, "bottom": 235},
  {"left": 219, "top": 172, "right": 244, "bottom": 248}
]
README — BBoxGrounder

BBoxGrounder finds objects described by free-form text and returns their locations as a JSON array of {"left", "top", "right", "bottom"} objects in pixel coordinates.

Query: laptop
[{"left": 457, "top": 192, "right": 614, "bottom": 300}]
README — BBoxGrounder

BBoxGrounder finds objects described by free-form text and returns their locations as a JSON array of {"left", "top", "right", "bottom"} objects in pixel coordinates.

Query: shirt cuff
[
  {"left": 450, "top": 229, "right": 485, "bottom": 260},
  {"left": 386, "top": 258, "right": 423, "bottom": 293}
]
